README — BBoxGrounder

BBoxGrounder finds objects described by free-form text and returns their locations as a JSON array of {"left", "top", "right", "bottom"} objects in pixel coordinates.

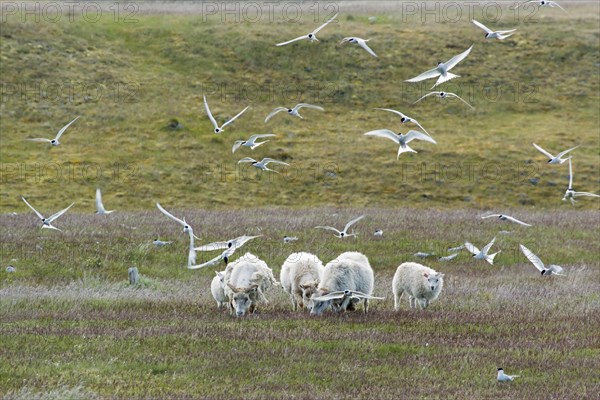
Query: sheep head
[
  {"left": 423, "top": 272, "right": 444, "bottom": 293},
  {"left": 228, "top": 284, "right": 259, "bottom": 317},
  {"left": 299, "top": 281, "right": 319, "bottom": 309}
]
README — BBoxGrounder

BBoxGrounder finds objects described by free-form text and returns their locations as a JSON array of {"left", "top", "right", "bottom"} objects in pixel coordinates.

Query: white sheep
[
  {"left": 280, "top": 252, "right": 324, "bottom": 311},
  {"left": 224, "top": 252, "right": 278, "bottom": 317},
  {"left": 310, "top": 251, "right": 384, "bottom": 316},
  {"left": 210, "top": 271, "right": 227, "bottom": 308},
  {"left": 392, "top": 262, "right": 444, "bottom": 310}
]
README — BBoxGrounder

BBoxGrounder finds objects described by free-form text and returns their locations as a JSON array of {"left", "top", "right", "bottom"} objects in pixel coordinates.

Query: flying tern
[
  {"left": 514, "top": 0, "right": 567, "bottom": 13},
  {"left": 405, "top": 45, "right": 473, "bottom": 89},
  {"left": 465, "top": 237, "right": 500, "bottom": 265},
  {"left": 264, "top": 103, "right": 324, "bottom": 123},
  {"left": 315, "top": 215, "right": 365, "bottom": 238},
  {"left": 374, "top": 108, "right": 431, "bottom": 136},
  {"left": 232, "top": 134, "right": 276, "bottom": 153},
  {"left": 340, "top": 37, "right": 377, "bottom": 57},
  {"left": 238, "top": 157, "right": 290, "bottom": 174},
  {"left": 156, "top": 203, "right": 200, "bottom": 266},
  {"left": 26, "top": 116, "right": 80, "bottom": 146},
  {"left": 562, "top": 158, "right": 600, "bottom": 205},
  {"left": 363, "top": 129, "right": 437, "bottom": 159},
  {"left": 203, "top": 95, "right": 249, "bottom": 134},
  {"left": 189, "top": 235, "right": 261, "bottom": 270},
  {"left": 189, "top": 247, "right": 236, "bottom": 270},
  {"left": 276, "top": 13, "right": 339, "bottom": 46},
  {"left": 497, "top": 368, "right": 519, "bottom": 382},
  {"left": 21, "top": 196, "right": 74, "bottom": 231},
  {"left": 519, "top": 244, "right": 565, "bottom": 276},
  {"left": 95, "top": 188, "right": 115, "bottom": 215},
  {"left": 533, "top": 143, "right": 579, "bottom": 164},
  {"left": 472, "top": 20, "right": 517, "bottom": 40},
  {"left": 481, "top": 214, "right": 531, "bottom": 227},
  {"left": 413, "top": 91, "right": 474, "bottom": 109}
]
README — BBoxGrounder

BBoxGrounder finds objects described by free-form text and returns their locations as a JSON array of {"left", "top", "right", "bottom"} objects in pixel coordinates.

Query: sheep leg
[
  {"left": 409, "top": 296, "right": 416, "bottom": 309},
  {"left": 363, "top": 298, "right": 369, "bottom": 314},
  {"left": 394, "top": 290, "right": 404, "bottom": 311}
]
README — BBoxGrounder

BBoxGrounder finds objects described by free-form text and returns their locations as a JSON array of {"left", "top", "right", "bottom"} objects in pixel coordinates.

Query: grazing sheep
[
  {"left": 224, "top": 253, "right": 278, "bottom": 317},
  {"left": 211, "top": 271, "right": 227, "bottom": 308},
  {"left": 392, "top": 262, "right": 444, "bottom": 310},
  {"left": 310, "top": 252, "right": 383, "bottom": 316},
  {"left": 280, "top": 252, "right": 324, "bottom": 311}
]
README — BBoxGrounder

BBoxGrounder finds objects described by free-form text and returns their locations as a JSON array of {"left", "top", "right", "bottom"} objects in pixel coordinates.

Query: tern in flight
[
  {"left": 532, "top": 143, "right": 579, "bottom": 164},
  {"left": 203, "top": 95, "right": 249, "bottom": 134},
  {"left": 413, "top": 91, "right": 474, "bottom": 110},
  {"left": 264, "top": 103, "right": 324, "bottom": 123},
  {"left": 276, "top": 13, "right": 339, "bottom": 46},
  {"left": 232, "top": 134, "right": 276, "bottom": 153},
  {"left": 190, "top": 235, "right": 260, "bottom": 270},
  {"left": 562, "top": 157, "right": 600, "bottom": 205},
  {"left": 374, "top": 108, "right": 431, "bottom": 137},
  {"left": 238, "top": 157, "right": 290, "bottom": 174},
  {"left": 95, "top": 188, "right": 115, "bottom": 215},
  {"left": 156, "top": 203, "right": 200, "bottom": 266},
  {"left": 519, "top": 244, "right": 565, "bottom": 277},
  {"left": 481, "top": 214, "right": 531, "bottom": 227},
  {"left": 363, "top": 129, "right": 437, "bottom": 159},
  {"left": 514, "top": 0, "right": 567, "bottom": 14},
  {"left": 339, "top": 37, "right": 377, "bottom": 57},
  {"left": 472, "top": 20, "right": 517, "bottom": 40},
  {"left": 405, "top": 45, "right": 473, "bottom": 89},
  {"left": 465, "top": 237, "right": 500, "bottom": 265},
  {"left": 26, "top": 116, "right": 80, "bottom": 146},
  {"left": 21, "top": 196, "right": 74, "bottom": 231},
  {"left": 315, "top": 215, "right": 365, "bottom": 238}
]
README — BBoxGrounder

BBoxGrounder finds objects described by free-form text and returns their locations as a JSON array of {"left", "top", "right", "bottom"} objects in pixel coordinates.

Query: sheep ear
[
  {"left": 246, "top": 284, "right": 259, "bottom": 293},
  {"left": 227, "top": 283, "right": 238, "bottom": 292},
  {"left": 423, "top": 272, "right": 429, "bottom": 278}
]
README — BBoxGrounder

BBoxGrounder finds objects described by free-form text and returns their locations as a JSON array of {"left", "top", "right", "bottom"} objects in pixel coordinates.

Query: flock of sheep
[{"left": 211, "top": 251, "right": 443, "bottom": 317}]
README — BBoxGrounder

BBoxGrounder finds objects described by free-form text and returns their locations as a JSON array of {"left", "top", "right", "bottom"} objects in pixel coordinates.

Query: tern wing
[
  {"left": 374, "top": 108, "right": 407, "bottom": 119},
  {"left": 47, "top": 202, "right": 74, "bottom": 223},
  {"left": 573, "top": 192, "right": 600, "bottom": 198},
  {"left": 405, "top": 67, "right": 440, "bottom": 83},
  {"left": 472, "top": 20, "right": 493, "bottom": 34},
  {"left": 568, "top": 157, "right": 573, "bottom": 188},
  {"left": 411, "top": 119, "right": 431, "bottom": 137},
  {"left": 519, "top": 244, "right": 545, "bottom": 272},
  {"left": 555, "top": 145, "right": 579, "bottom": 159},
  {"left": 264, "top": 107, "right": 287, "bottom": 123},
  {"left": 95, "top": 188, "right": 106, "bottom": 212},
  {"left": 313, "top": 291, "right": 347, "bottom": 301},
  {"left": 276, "top": 35, "right": 308, "bottom": 46},
  {"left": 195, "top": 241, "right": 229, "bottom": 252},
  {"left": 221, "top": 105, "right": 250, "bottom": 129},
  {"left": 413, "top": 92, "right": 439, "bottom": 105},
  {"left": 315, "top": 226, "right": 341, "bottom": 234},
  {"left": 156, "top": 203, "right": 186, "bottom": 227},
  {"left": 363, "top": 129, "right": 400, "bottom": 144},
  {"left": 188, "top": 253, "right": 223, "bottom": 270},
  {"left": 312, "top": 12, "right": 338, "bottom": 34},
  {"left": 444, "top": 45, "right": 473, "bottom": 70},
  {"left": 548, "top": 1, "right": 568, "bottom": 13},
  {"left": 344, "top": 215, "right": 365, "bottom": 232},
  {"left": 261, "top": 158, "right": 289, "bottom": 166},
  {"left": 357, "top": 38, "right": 377, "bottom": 57},
  {"left": 481, "top": 214, "right": 501, "bottom": 219},
  {"left": 27, "top": 138, "right": 52, "bottom": 143},
  {"left": 447, "top": 93, "right": 475, "bottom": 109},
  {"left": 481, "top": 237, "right": 497, "bottom": 254},
  {"left": 505, "top": 215, "right": 532, "bottom": 226},
  {"left": 404, "top": 130, "right": 437, "bottom": 144},
  {"left": 238, "top": 157, "right": 257, "bottom": 164},
  {"left": 55, "top": 116, "right": 80, "bottom": 141},
  {"left": 532, "top": 143, "right": 554, "bottom": 159},
  {"left": 42, "top": 224, "right": 62, "bottom": 232},
  {"left": 295, "top": 103, "right": 324, "bottom": 112},
  {"left": 249, "top": 134, "right": 277, "bottom": 141},
  {"left": 232, "top": 141, "right": 244, "bottom": 153},
  {"left": 203, "top": 95, "right": 218, "bottom": 129},
  {"left": 464, "top": 242, "right": 481, "bottom": 256},
  {"left": 21, "top": 196, "right": 45, "bottom": 220},
  {"left": 231, "top": 235, "right": 262, "bottom": 248}
]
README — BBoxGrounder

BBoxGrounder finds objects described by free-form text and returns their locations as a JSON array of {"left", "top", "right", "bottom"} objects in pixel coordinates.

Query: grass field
[
  {"left": 1, "top": 208, "right": 599, "bottom": 399},
  {"left": 1, "top": 1, "right": 599, "bottom": 399}
]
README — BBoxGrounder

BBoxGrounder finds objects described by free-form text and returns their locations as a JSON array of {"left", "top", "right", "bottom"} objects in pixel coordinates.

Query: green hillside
[{"left": 1, "top": 3, "right": 599, "bottom": 212}]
